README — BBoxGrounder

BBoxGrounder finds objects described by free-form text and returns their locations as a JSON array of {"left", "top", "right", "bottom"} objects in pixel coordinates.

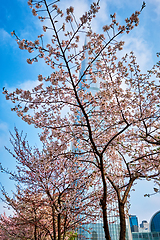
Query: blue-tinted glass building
[
  {"left": 77, "top": 221, "right": 131, "bottom": 240},
  {"left": 132, "top": 231, "right": 160, "bottom": 240},
  {"left": 131, "top": 211, "right": 160, "bottom": 240},
  {"left": 150, "top": 211, "right": 160, "bottom": 232},
  {"left": 129, "top": 215, "right": 139, "bottom": 232},
  {"left": 75, "top": 40, "right": 132, "bottom": 240}
]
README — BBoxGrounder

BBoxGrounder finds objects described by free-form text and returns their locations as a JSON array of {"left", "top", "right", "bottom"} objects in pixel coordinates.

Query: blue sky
[{"left": 0, "top": 0, "right": 160, "bottom": 225}]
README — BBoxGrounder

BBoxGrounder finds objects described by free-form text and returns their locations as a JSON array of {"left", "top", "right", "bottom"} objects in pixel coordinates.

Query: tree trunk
[
  {"left": 58, "top": 213, "right": 61, "bottom": 240},
  {"left": 119, "top": 201, "right": 126, "bottom": 240},
  {"left": 62, "top": 212, "right": 67, "bottom": 240},
  {"left": 100, "top": 156, "right": 111, "bottom": 240},
  {"left": 52, "top": 205, "right": 56, "bottom": 240},
  {"left": 102, "top": 198, "right": 112, "bottom": 240},
  {"left": 33, "top": 208, "right": 37, "bottom": 240},
  {"left": 34, "top": 224, "right": 37, "bottom": 240}
]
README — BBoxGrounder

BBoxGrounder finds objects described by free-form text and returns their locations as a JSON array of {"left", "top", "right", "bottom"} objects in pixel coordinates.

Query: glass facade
[
  {"left": 150, "top": 211, "right": 160, "bottom": 232},
  {"left": 77, "top": 222, "right": 131, "bottom": 240},
  {"left": 131, "top": 211, "right": 160, "bottom": 240},
  {"left": 129, "top": 215, "right": 139, "bottom": 232},
  {"left": 132, "top": 231, "right": 160, "bottom": 240}
]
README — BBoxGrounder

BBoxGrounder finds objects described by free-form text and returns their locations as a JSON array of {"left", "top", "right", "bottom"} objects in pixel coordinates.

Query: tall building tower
[
  {"left": 76, "top": 41, "right": 132, "bottom": 240},
  {"left": 132, "top": 211, "right": 160, "bottom": 239},
  {"left": 129, "top": 215, "right": 139, "bottom": 232}
]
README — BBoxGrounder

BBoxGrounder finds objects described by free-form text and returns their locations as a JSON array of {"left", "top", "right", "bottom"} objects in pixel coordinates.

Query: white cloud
[
  {"left": 0, "top": 29, "right": 12, "bottom": 45},
  {"left": 122, "top": 36, "right": 153, "bottom": 71},
  {"left": 91, "top": 1, "right": 109, "bottom": 33},
  {"left": 40, "top": 0, "right": 90, "bottom": 41},
  {"left": 148, "top": 0, "right": 160, "bottom": 18},
  {"left": 7, "top": 79, "right": 40, "bottom": 93},
  {"left": 60, "top": 0, "right": 89, "bottom": 19},
  {"left": 19, "top": 79, "right": 40, "bottom": 91}
]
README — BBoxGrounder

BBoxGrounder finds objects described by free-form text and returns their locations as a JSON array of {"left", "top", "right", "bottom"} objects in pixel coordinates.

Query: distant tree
[
  {"left": 3, "top": 1, "right": 160, "bottom": 240},
  {"left": 0, "top": 129, "right": 99, "bottom": 240},
  {"left": 0, "top": 205, "right": 45, "bottom": 240}
]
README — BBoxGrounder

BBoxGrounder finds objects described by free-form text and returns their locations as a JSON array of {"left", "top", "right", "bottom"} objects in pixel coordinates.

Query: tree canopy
[{"left": 1, "top": 1, "right": 160, "bottom": 240}]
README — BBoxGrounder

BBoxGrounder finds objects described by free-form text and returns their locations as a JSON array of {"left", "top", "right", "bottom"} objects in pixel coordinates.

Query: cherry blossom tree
[
  {"left": 0, "top": 128, "right": 100, "bottom": 240},
  {"left": 0, "top": 210, "right": 43, "bottom": 240},
  {"left": 3, "top": 0, "right": 160, "bottom": 240}
]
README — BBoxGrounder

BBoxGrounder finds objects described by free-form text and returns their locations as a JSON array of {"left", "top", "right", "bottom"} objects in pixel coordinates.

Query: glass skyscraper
[
  {"left": 77, "top": 222, "right": 131, "bottom": 240},
  {"left": 131, "top": 211, "right": 160, "bottom": 240},
  {"left": 75, "top": 39, "right": 132, "bottom": 240},
  {"left": 132, "top": 232, "right": 160, "bottom": 240},
  {"left": 129, "top": 215, "right": 139, "bottom": 232},
  {"left": 150, "top": 211, "right": 160, "bottom": 232}
]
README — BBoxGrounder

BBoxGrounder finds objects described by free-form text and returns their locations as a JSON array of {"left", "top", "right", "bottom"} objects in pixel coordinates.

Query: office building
[
  {"left": 75, "top": 41, "right": 132, "bottom": 240},
  {"left": 132, "top": 232, "right": 160, "bottom": 239},
  {"left": 139, "top": 220, "right": 149, "bottom": 232},
  {"left": 129, "top": 215, "right": 139, "bottom": 232},
  {"left": 150, "top": 210, "right": 160, "bottom": 232},
  {"left": 77, "top": 221, "right": 131, "bottom": 240},
  {"left": 132, "top": 211, "right": 160, "bottom": 240}
]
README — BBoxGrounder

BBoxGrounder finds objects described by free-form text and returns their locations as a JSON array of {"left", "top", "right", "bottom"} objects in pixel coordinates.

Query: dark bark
[
  {"left": 100, "top": 156, "right": 111, "bottom": 240},
  {"left": 52, "top": 205, "right": 56, "bottom": 240},
  {"left": 34, "top": 224, "right": 37, "bottom": 240},
  {"left": 62, "top": 212, "right": 68, "bottom": 240},
  {"left": 119, "top": 201, "right": 126, "bottom": 240},
  {"left": 101, "top": 198, "right": 112, "bottom": 240},
  {"left": 33, "top": 208, "right": 37, "bottom": 240},
  {"left": 58, "top": 213, "right": 61, "bottom": 240}
]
